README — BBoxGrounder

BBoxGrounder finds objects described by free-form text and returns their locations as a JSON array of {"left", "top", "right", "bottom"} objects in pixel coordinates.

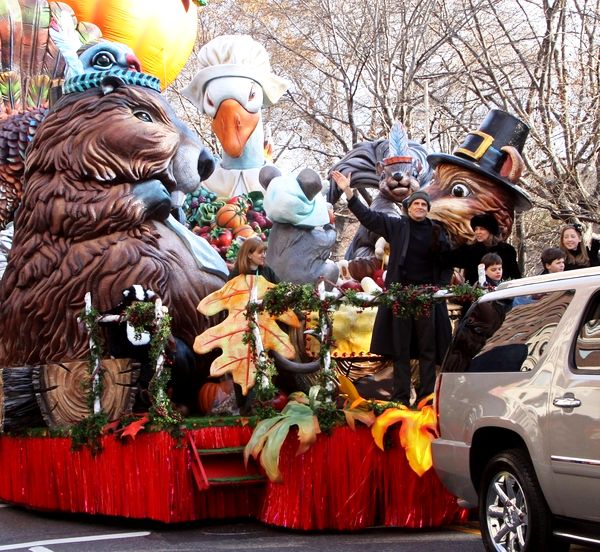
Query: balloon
[{"left": 61, "top": 0, "right": 198, "bottom": 89}]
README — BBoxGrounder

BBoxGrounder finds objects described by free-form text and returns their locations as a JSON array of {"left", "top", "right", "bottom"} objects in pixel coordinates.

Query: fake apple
[
  {"left": 339, "top": 279, "right": 363, "bottom": 291},
  {"left": 373, "top": 268, "right": 386, "bottom": 288}
]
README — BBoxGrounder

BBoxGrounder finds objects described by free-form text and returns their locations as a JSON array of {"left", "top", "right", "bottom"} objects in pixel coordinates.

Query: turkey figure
[{"left": 0, "top": 0, "right": 143, "bottom": 232}]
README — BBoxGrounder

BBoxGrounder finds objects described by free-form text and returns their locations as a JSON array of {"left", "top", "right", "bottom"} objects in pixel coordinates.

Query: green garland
[
  {"left": 123, "top": 302, "right": 182, "bottom": 427},
  {"left": 73, "top": 305, "right": 107, "bottom": 453},
  {"left": 78, "top": 305, "right": 104, "bottom": 409},
  {"left": 70, "top": 412, "right": 109, "bottom": 454},
  {"left": 260, "top": 282, "right": 321, "bottom": 315},
  {"left": 258, "top": 282, "right": 484, "bottom": 317},
  {"left": 244, "top": 301, "right": 278, "bottom": 403},
  {"left": 239, "top": 281, "right": 484, "bottom": 411},
  {"left": 74, "top": 299, "right": 178, "bottom": 451},
  {"left": 314, "top": 286, "right": 337, "bottom": 404}
]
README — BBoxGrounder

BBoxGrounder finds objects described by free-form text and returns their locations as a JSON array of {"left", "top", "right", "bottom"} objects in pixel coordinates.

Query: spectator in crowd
[
  {"left": 540, "top": 247, "right": 565, "bottom": 274},
  {"left": 559, "top": 224, "right": 600, "bottom": 271},
  {"left": 332, "top": 170, "right": 453, "bottom": 406},
  {"left": 447, "top": 213, "right": 521, "bottom": 285}
]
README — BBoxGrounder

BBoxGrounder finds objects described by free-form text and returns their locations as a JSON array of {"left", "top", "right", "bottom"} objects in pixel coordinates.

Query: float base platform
[{"left": 0, "top": 420, "right": 468, "bottom": 530}]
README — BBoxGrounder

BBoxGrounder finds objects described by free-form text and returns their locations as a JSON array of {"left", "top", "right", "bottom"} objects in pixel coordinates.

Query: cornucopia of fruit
[{"left": 184, "top": 188, "right": 273, "bottom": 263}]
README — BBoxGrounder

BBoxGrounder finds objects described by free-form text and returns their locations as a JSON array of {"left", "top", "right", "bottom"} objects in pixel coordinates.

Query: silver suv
[{"left": 432, "top": 267, "right": 600, "bottom": 552}]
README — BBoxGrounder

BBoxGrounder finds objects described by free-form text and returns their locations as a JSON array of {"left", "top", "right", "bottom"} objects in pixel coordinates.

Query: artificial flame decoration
[{"left": 61, "top": 0, "right": 200, "bottom": 88}]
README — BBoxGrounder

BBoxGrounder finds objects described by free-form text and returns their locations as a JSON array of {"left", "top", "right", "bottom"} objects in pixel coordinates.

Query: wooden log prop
[
  {"left": 0, "top": 367, "right": 44, "bottom": 433},
  {"left": 33, "top": 359, "right": 139, "bottom": 429}
]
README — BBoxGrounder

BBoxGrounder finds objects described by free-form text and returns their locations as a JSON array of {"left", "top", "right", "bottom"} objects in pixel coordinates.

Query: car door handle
[{"left": 553, "top": 396, "right": 582, "bottom": 408}]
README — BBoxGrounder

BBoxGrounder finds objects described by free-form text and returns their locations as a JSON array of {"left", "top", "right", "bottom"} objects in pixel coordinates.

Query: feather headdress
[{"left": 383, "top": 121, "right": 414, "bottom": 174}]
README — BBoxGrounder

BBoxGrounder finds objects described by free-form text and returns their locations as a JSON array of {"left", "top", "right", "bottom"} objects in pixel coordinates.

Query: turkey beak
[
  {"left": 126, "top": 53, "right": 141, "bottom": 72},
  {"left": 212, "top": 99, "right": 259, "bottom": 158}
]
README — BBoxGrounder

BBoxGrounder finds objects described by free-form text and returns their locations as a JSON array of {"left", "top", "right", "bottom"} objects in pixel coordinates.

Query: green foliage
[
  {"left": 260, "top": 282, "right": 321, "bottom": 316},
  {"left": 75, "top": 299, "right": 178, "bottom": 449},
  {"left": 78, "top": 305, "right": 105, "bottom": 412},
  {"left": 259, "top": 281, "right": 484, "bottom": 319},
  {"left": 242, "top": 305, "right": 279, "bottom": 403},
  {"left": 70, "top": 412, "right": 109, "bottom": 455}
]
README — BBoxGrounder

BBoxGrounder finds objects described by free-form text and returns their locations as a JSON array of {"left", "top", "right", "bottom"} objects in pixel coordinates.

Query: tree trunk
[
  {"left": 515, "top": 212, "right": 526, "bottom": 275},
  {"left": 33, "top": 359, "right": 139, "bottom": 429}
]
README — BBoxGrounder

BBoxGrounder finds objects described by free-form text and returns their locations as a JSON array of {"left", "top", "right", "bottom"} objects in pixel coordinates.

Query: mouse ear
[
  {"left": 297, "top": 168, "right": 322, "bottom": 200},
  {"left": 259, "top": 166, "right": 282, "bottom": 189}
]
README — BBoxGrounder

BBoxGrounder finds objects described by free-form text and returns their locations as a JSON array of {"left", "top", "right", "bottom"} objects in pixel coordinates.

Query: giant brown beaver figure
[{"left": 0, "top": 76, "right": 226, "bottom": 371}]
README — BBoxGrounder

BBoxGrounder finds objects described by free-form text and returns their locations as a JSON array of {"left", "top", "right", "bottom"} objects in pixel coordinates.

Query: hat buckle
[{"left": 455, "top": 130, "right": 494, "bottom": 161}]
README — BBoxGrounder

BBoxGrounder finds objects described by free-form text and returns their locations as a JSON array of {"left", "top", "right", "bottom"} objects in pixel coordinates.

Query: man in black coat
[{"left": 332, "top": 171, "right": 453, "bottom": 405}]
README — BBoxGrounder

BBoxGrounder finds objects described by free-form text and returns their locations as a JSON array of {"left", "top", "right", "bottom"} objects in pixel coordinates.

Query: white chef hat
[{"left": 181, "top": 34, "right": 290, "bottom": 113}]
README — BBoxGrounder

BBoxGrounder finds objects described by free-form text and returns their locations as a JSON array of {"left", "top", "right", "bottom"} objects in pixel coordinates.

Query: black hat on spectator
[{"left": 470, "top": 213, "right": 500, "bottom": 236}]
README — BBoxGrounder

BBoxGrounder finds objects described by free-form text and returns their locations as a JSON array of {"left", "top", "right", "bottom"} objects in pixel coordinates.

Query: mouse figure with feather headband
[
  {"left": 336, "top": 121, "right": 423, "bottom": 283},
  {"left": 329, "top": 110, "right": 532, "bottom": 255}
]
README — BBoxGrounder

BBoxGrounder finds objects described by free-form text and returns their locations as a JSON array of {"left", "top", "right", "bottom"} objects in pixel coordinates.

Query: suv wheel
[{"left": 479, "top": 448, "right": 569, "bottom": 552}]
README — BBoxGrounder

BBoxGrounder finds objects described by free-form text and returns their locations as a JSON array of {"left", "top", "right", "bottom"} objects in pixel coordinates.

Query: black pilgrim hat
[{"left": 427, "top": 109, "right": 532, "bottom": 211}]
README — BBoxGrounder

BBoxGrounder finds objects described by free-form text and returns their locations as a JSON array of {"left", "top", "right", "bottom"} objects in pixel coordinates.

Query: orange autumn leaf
[
  {"left": 120, "top": 414, "right": 149, "bottom": 440},
  {"left": 194, "top": 275, "right": 300, "bottom": 395},
  {"left": 102, "top": 420, "right": 121, "bottom": 434}
]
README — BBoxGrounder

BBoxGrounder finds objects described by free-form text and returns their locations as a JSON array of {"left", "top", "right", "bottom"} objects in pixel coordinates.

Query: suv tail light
[{"left": 434, "top": 373, "right": 443, "bottom": 436}]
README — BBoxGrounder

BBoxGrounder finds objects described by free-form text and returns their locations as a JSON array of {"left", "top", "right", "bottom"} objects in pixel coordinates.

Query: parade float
[{"left": 0, "top": 4, "right": 532, "bottom": 530}]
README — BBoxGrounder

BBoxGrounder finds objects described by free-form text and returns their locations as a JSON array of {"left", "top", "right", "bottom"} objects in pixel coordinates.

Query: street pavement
[
  {"left": 0, "top": 501, "right": 485, "bottom": 551},
  {"left": 1, "top": 502, "right": 597, "bottom": 551}
]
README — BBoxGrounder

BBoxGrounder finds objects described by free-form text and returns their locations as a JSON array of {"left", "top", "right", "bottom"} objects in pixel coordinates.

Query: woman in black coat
[{"left": 448, "top": 213, "right": 520, "bottom": 285}]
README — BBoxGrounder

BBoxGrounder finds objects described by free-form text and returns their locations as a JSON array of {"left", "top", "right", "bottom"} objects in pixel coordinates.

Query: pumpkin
[
  {"left": 62, "top": 0, "right": 199, "bottom": 88},
  {"left": 216, "top": 204, "right": 247, "bottom": 229},
  {"left": 232, "top": 224, "right": 256, "bottom": 239},
  {"left": 198, "top": 380, "right": 232, "bottom": 414}
]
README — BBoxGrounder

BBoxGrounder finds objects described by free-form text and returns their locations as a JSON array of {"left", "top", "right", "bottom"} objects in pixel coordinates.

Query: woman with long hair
[
  {"left": 228, "top": 236, "right": 280, "bottom": 283},
  {"left": 559, "top": 224, "right": 600, "bottom": 271}
]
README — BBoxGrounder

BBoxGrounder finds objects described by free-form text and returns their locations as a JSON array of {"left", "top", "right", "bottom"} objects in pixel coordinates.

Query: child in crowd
[
  {"left": 540, "top": 247, "right": 565, "bottom": 274},
  {"left": 480, "top": 252, "right": 503, "bottom": 288},
  {"left": 559, "top": 224, "right": 600, "bottom": 270},
  {"left": 228, "top": 236, "right": 280, "bottom": 284}
]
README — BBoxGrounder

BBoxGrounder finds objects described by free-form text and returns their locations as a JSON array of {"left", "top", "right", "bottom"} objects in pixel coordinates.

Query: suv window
[
  {"left": 574, "top": 293, "right": 600, "bottom": 372},
  {"left": 443, "top": 290, "right": 574, "bottom": 373}
]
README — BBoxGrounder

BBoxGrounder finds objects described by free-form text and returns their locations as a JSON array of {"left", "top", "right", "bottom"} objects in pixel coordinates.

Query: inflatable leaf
[
  {"left": 120, "top": 414, "right": 149, "bottom": 440},
  {"left": 244, "top": 399, "right": 320, "bottom": 482},
  {"left": 342, "top": 407, "right": 376, "bottom": 431},
  {"left": 194, "top": 275, "right": 300, "bottom": 395},
  {"left": 338, "top": 373, "right": 361, "bottom": 403}
]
